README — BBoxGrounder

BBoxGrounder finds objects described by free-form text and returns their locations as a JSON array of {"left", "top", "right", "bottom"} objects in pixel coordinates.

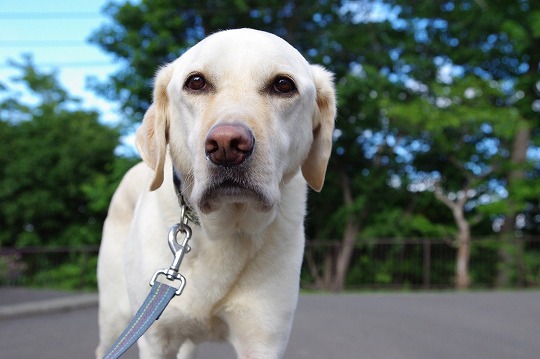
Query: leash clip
[
  {"left": 150, "top": 222, "right": 192, "bottom": 296},
  {"left": 102, "top": 172, "right": 195, "bottom": 359}
]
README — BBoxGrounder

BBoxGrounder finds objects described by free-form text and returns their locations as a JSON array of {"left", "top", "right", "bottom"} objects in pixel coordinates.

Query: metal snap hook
[{"left": 168, "top": 223, "right": 192, "bottom": 255}]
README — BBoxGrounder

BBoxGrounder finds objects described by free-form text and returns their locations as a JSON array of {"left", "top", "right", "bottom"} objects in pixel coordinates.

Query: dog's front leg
[
  {"left": 224, "top": 306, "right": 295, "bottom": 359},
  {"left": 137, "top": 325, "right": 186, "bottom": 359},
  {"left": 177, "top": 340, "right": 198, "bottom": 359}
]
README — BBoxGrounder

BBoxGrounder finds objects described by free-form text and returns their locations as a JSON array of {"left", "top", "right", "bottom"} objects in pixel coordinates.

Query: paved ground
[{"left": 0, "top": 288, "right": 539, "bottom": 359}]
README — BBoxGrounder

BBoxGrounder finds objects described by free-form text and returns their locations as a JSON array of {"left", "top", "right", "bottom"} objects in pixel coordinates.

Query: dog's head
[{"left": 136, "top": 28, "right": 335, "bottom": 214}]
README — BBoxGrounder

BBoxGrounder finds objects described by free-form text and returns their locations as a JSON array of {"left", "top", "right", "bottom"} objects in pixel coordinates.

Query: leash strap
[
  {"left": 101, "top": 169, "right": 195, "bottom": 359},
  {"left": 102, "top": 282, "right": 177, "bottom": 359},
  {"left": 101, "top": 222, "right": 191, "bottom": 359}
]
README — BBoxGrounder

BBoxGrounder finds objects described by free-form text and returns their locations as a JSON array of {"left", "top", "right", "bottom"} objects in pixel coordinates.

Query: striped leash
[{"left": 102, "top": 207, "right": 193, "bottom": 358}]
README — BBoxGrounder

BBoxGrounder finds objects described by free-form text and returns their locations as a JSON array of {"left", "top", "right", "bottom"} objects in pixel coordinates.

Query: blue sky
[{"left": 0, "top": 0, "right": 119, "bottom": 124}]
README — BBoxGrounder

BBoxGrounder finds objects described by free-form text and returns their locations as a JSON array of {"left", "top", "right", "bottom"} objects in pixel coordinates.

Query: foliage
[
  {"left": 0, "top": 249, "right": 98, "bottom": 290},
  {"left": 0, "top": 252, "right": 27, "bottom": 283},
  {"left": 30, "top": 255, "right": 98, "bottom": 290},
  {"left": 82, "top": 155, "right": 141, "bottom": 215},
  {"left": 387, "top": 0, "right": 540, "bottom": 225},
  {"left": 0, "top": 57, "right": 123, "bottom": 248}
]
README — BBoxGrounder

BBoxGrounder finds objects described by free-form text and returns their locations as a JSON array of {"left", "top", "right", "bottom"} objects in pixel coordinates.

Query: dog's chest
[
  {"left": 155, "top": 231, "right": 263, "bottom": 338},
  {"left": 170, "top": 229, "right": 261, "bottom": 307}
]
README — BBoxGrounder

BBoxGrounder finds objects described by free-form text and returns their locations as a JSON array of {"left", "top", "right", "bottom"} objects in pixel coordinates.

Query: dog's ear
[
  {"left": 136, "top": 63, "right": 174, "bottom": 191},
  {"left": 302, "top": 65, "right": 336, "bottom": 192}
]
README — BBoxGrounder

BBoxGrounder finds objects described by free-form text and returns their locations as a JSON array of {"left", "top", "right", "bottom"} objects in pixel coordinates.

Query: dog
[{"left": 96, "top": 28, "right": 336, "bottom": 359}]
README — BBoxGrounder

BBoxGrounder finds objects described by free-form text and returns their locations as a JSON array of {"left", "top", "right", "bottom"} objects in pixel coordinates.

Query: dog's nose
[{"left": 205, "top": 123, "right": 254, "bottom": 167}]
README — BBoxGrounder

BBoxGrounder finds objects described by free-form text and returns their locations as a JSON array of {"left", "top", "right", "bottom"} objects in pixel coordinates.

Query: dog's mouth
[{"left": 198, "top": 178, "right": 273, "bottom": 213}]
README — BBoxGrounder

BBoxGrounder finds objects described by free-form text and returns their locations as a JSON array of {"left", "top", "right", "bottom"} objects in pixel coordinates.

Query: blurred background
[{"left": 1, "top": 0, "right": 539, "bottom": 292}]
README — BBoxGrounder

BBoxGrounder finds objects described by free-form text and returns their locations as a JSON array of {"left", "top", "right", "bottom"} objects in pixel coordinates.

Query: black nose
[{"left": 204, "top": 123, "right": 254, "bottom": 167}]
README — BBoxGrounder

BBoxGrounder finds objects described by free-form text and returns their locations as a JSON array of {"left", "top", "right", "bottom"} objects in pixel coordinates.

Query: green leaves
[{"left": 0, "top": 60, "right": 122, "bottom": 247}]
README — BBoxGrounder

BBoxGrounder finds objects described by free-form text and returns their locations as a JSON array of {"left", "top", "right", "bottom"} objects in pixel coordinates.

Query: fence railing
[
  {"left": 0, "top": 246, "right": 99, "bottom": 290},
  {"left": 2, "top": 237, "right": 539, "bottom": 291},
  {"left": 302, "top": 237, "right": 540, "bottom": 290}
]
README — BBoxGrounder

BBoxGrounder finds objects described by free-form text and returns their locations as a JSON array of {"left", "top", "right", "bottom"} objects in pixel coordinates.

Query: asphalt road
[{"left": 1, "top": 291, "right": 539, "bottom": 359}]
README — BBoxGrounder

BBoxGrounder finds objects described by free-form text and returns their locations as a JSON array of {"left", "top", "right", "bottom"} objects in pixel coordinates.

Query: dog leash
[
  {"left": 101, "top": 282, "right": 180, "bottom": 359},
  {"left": 101, "top": 171, "right": 195, "bottom": 359}
]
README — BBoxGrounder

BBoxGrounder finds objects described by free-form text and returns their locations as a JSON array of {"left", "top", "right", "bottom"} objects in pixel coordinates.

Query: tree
[
  {"left": 0, "top": 56, "right": 121, "bottom": 247},
  {"left": 386, "top": 74, "right": 520, "bottom": 288},
  {"left": 385, "top": 0, "right": 540, "bottom": 287}
]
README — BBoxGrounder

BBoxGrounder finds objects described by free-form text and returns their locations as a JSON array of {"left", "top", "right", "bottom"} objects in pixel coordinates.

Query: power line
[
  {"left": 0, "top": 12, "right": 102, "bottom": 20},
  {"left": 0, "top": 61, "right": 115, "bottom": 69},
  {"left": 0, "top": 40, "right": 88, "bottom": 48}
]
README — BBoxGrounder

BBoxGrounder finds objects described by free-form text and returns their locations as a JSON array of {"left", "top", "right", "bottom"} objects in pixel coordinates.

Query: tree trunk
[
  {"left": 435, "top": 188, "right": 472, "bottom": 289},
  {"left": 305, "top": 168, "right": 360, "bottom": 292},
  {"left": 455, "top": 242, "right": 471, "bottom": 289},
  {"left": 332, "top": 216, "right": 359, "bottom": 291},
  {"left": 331, "top": 170, "right": 360, "bottom": 292},
  {"left": 455, "top": 230, "right": 471, "bottom": 290},
  {"left": 497, "top": 124, "right": 530, "bottom": 287}
]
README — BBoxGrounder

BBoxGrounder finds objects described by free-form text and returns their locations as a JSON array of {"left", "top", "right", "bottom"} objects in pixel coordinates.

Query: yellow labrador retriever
[{"left": 96, "top": 28, "right": 335, "bottom": 359}]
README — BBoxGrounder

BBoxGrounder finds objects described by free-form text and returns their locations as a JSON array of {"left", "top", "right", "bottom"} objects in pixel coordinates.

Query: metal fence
[
  {"left": 0, "top": 246, "right": 99, "bottom": 290},
  {"left": 302, "top": 237, "right": 540, "bottom": 290},
  {"left": 2, "top": 237, "right": 539, "bottom": 291}
]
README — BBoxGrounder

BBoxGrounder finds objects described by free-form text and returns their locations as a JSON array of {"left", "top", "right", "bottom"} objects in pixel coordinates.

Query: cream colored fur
[{"left": 96, "top": 28, "right": 335, "bottom": 359}]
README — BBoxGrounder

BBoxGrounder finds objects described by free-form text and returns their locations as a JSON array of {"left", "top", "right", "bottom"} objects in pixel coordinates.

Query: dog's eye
[
  {"left": 272, "top": 76, "right": 296, "bottom": 94},
  {"left": 184, "top": 74, "right": 207, "bottom": 91}
]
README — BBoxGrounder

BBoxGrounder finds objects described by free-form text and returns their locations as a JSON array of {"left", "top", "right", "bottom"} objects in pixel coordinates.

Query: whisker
[{"left": 276, "top": 158, "right": 297, "bottom": 174}]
